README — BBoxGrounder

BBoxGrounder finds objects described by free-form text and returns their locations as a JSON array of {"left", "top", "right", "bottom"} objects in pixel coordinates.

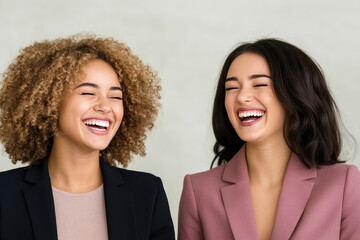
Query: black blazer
[{"left": 0, "top": 158, "right": 175, "bottom": 240}]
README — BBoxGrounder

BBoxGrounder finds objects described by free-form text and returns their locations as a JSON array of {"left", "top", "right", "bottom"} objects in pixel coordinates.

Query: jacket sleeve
[
  {"left": 150, "top": 177, "right": 175, "bottom": 240},
  {"left": 340, "top": 165, "right": 360, "bottom": 239},
  {"left": 178, "top": 174, "right": 204, "bottom": 240}
]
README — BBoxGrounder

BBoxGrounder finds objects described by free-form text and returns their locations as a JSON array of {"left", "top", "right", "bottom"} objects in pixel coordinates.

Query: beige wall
[{"left": 1, "top": 0, "right": 359, "bottom": 231}]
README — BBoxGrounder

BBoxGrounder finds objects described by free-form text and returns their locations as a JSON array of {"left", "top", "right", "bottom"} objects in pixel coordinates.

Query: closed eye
[
  {"left": 254, "top": 84, "right": 267, "bottom": 87},
  {"left": 225, "top": 87, "right": 239, "bottom": 91},
  {"left": 111, "top": 97, "right": 123, "bottom": 100},
  {"left": 81, "top": 92, "right": 95, "bottom": 95}
]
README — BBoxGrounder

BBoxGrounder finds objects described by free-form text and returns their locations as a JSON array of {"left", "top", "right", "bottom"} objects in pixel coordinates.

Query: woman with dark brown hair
[
  {"left": 0, "top": 34, "right": 175, "bottom": 240},
  {"left": 178, "top": 39, "right": 360, "bottom": 240}
]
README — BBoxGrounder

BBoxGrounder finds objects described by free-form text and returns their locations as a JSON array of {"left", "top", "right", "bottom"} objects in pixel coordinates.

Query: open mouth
[
  {"left": 238, "top": 110, "right": 265, "bottom": 123},
  {"left": 83, "top": 119, "right": 110, "bottom": 132}
]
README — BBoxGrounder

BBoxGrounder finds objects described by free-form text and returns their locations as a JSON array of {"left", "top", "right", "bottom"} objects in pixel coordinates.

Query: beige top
[{"left": 52, "top": 184, "right": 108, "bottom": 240}]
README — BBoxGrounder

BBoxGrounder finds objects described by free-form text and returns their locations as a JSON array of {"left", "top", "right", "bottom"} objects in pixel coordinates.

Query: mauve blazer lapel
[
  {"left": 22, "top": 159, "right": 58, "bottom": 240},
  {"left": 221, "top": 146, "right": 259, "bottom": 240},
  {"left": 271, "top": 153, "right": 316, "bottom": 239},
  {"left": 100, "top": 159, "right": 137, "bottom": 240}
]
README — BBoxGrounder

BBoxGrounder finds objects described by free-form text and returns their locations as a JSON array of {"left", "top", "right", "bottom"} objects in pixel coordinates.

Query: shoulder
[
  {"left": 314, "top": 163, "right": 360, "bottom": 193},
  {"left": 118, "top": 167, "right": 160, "bottom": 183},
  {"left": 182, "top": 164, "right": 228, "bottom": 197},
  {"left": 0, "top": 166, "right": 28, "bottom": 189},
  {"left": 100, "top": 157, "right": 164, "bottom": 191},
  {"left": 329, "top": 163, "right": 360, "bottom": 188},
  {"left": 186, "top": 164, "right": 226, "bottom": 186},
  {"left": 0, "top": 166, "right": 28, "bottom": 178},
  {"left": 108, "top": 167, "right": 171, "bottom": 210},
  {"left": 0, "top": 166, "right": 33, "bottom": 203},
  {"left": 110, "top": 166, "right": 164, "bottom": 193},
  {"left": 317, "top": 163, "right": 359, "bottom": 179}
]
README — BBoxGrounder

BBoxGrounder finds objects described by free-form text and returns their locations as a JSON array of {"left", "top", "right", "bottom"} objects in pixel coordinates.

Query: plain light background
[{"left": 1, "top": 0, "right": 359, "bottom": 231}]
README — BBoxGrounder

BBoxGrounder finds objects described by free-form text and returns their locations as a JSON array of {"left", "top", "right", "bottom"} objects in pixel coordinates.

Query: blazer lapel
[
  {"left": 22, "top": 159, "right": 58, "bottom": 240},
  {"left": 271, "top": 153, "right": 316, "bottom": 239},
  {"left": 221, "top": 146, "right": 259, "bottom": 240},
  {"left": 100, "top": 159, "right": 137, "bottom": 240}
]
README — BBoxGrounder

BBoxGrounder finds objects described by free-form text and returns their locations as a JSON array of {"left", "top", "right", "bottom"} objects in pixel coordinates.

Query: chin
[
  {"left": 236, "top": 130, "right": 254, "bottom": 140},
  {"left": 237, "top": 133, "right": 263, "bottom": 144},
  {"left": 85, "top": 142, "right": 111, "bottom": 152}
]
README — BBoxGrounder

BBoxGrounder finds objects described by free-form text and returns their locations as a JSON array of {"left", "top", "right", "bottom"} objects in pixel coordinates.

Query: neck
[
  {"left": 48, "top": 136, "right": 103, "bottom": 193},
  {"left": 246, "top": 139, "right": 291, "bottom": 188}
]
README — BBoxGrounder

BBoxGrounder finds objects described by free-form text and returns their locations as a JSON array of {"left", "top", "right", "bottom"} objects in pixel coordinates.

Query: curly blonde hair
[{"left": 0, "top": 34, "right": 161, "bottom": 167}]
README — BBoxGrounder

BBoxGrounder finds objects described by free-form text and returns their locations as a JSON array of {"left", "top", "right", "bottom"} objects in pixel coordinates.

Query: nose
[
  {"left": 237, "top": 85, "right": 253, "bottom": 103},
  {"left": 94, "top": 96, "right": 111, "bottom": 113}
]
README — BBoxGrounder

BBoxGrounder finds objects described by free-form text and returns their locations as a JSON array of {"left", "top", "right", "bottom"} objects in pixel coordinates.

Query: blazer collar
[
  {"left": 23, "top": 158, "right": 58, "bottom": 240},
  {"left": 221, "top": 146, "right": 259, "bottom": 239},
  {"left": 100, "top": 157, "right": 125, "bottom": 185},
  {"left": 271, "top": 152, "right": 316, "bottom": 239},
  {"left": 100, "top": 158, "right": 137, "bottom": 240},
  {"left": 221, "top": 145, "right": 317, "bottom": 240},
  {"left": 23, "top": 158, "right": 137, "bottom": 240}
]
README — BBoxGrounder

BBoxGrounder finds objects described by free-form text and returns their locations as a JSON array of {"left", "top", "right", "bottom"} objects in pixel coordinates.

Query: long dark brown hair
[{"left": 212, "top": 38, "right": 343, "bottom": 168}]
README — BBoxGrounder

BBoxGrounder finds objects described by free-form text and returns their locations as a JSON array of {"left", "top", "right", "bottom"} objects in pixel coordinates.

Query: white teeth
[
  {"left": 243, "top": 119, "right": 255, "bottom": 123},
  {"left": 88, "top": 126, "right": 106, "bottom": 131},
  {"left": 238, "top": 111, "right": 265, "bottom": 118},
  {"left": 83, "top": 119, "right": 110, "bottom": 128}
]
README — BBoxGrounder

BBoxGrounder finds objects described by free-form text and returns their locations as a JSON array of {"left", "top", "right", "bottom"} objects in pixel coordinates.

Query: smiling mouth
[
  {"left": 83, "top": 119, "right": 110, "bottom": 132},
  {"left": 238, "top": 110, "right": 265, "bottom": 123}
]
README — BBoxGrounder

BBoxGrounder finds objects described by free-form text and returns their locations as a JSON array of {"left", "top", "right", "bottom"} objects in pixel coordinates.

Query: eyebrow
[
  {"left": 225, "top": 74, "right": 271, "bottom": 82},
  {"left": 250, "top": 74, "right": 271, "bottom": 80},
  {"left": 225, "top": 77, "right": 238, "bottom": 82},
  {"left": 110, "top": 86, "right": 122, "bottom": 91},
  {"left": 75, "top": 82, "right": 122, "bottom": 91}
]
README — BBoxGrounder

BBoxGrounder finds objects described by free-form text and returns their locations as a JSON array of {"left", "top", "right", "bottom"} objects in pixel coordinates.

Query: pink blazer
[{"left": 178, "top": 146, "right": 360, "bottom": 240}]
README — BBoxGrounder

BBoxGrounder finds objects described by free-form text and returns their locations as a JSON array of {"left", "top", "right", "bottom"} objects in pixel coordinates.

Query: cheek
[
  {"left": 224, "top": 93, "right": 234, "bottom": 113},
  {"left": 224, "top": 94, "right": 239, "bottom": 129},
  {"left": 57, "top": 106, "right": 76, "bottom": 134},
  {"left": 58, "top": 98, "right": 89, "bottom": 124},
  {"left": 224, "top": 98, "right": 233, "bottom": 120},
  {"left": 259, "top": 92, "right": 273, "bottom": 105},
  {"left": 58, "top": 103, "right": 72, "bottom": 128},
  {"left": 269, "top": 99, "right": 286, "bottom": 124},
  {"left": 275, "top": 105, "right": 286, "bottom": 124},
  {"left": 114, "top": 104, "right": 124, "bottom": 122},
  {"left": 260, "top": 91, "right": 280, "bottom": 110}
]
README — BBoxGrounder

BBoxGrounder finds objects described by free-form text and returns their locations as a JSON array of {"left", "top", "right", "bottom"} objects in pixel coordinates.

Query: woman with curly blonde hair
[{"left": 0, "top": 34, "right": 175, "bottom": 240}]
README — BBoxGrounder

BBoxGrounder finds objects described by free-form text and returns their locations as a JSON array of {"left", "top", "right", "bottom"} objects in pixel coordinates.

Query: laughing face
[
  {"left": 224, "top": 52, "right": 285, "bottom": 145},
  {"left": 56, "top": 59, "right": 124, "bottom": 153}
]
